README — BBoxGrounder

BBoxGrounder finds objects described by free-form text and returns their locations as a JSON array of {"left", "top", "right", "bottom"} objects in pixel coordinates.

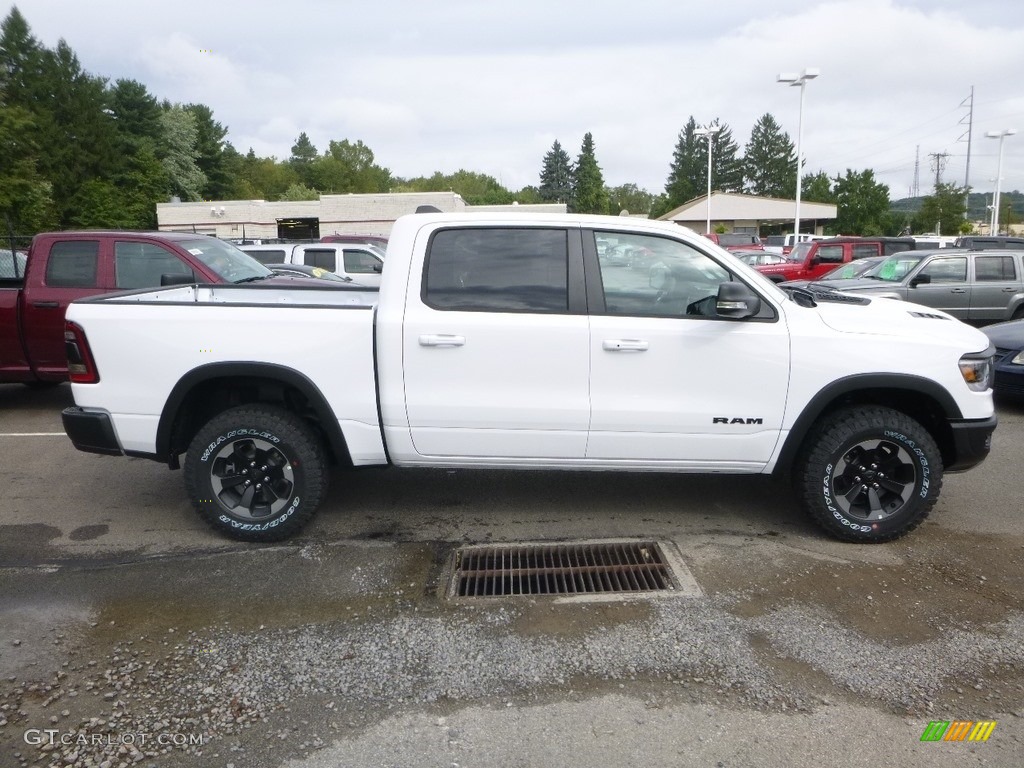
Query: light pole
[
  {"left": 777, "top": 68, "right": 820, "bottom": 240},
  {"left": 986, "top": 128, "right": 1016, "bottom": 235},
  {"left": 695, "top": 125, "right": 721, "bottom": 234}
]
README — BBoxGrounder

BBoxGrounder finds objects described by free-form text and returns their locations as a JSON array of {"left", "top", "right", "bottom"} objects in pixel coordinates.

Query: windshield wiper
[{"left": 233, "top": 274, "right": 273, "bottom": 284}]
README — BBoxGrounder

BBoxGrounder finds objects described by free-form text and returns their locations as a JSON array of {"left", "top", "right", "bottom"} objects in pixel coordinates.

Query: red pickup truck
[
  {"left": 755, "top": 237, "right": 916, "bottom": 283},
  {"left": 1, "top": 231, "right": 277, "bottom": 385}
]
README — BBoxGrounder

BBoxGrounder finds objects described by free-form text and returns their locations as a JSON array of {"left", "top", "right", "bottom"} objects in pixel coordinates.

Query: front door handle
[
  {"left": 603, "top": 339, "right": 649, "bottom": 352},
  {"left": 419, "top": 334, "right": 466, "bottom": 347},
  {"left": 950, "top": 288, "right": 967, "bottom": 294},
  {"left": 32, "top": 301, "right": 60, "bottom": 308}
]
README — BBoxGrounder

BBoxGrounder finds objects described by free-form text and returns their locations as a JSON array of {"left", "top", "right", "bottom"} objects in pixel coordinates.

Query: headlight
[
  {"left": 959, "top": 355, "right": 993, "bottom": 391},
  {"left": 1012, "top": 351, "right": 1024, "bottom": 365}
]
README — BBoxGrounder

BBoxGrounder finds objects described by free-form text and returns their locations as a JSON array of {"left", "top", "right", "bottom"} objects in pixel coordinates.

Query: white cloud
[{"left": 13, "top": 0, "right": 1024, "bottom": 198}]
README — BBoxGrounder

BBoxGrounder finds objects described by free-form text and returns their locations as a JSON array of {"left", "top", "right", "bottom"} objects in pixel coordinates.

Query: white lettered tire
[
  {"left": 796, "top": 406, "right": 943, "bottom": 543},
  {"left": 184, "top": 405, "right": 328, "bottom": 542}
]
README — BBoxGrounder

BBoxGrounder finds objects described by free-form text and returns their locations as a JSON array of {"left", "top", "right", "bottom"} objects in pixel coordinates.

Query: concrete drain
[{"left": 445, "top": 539, "right": 702, "bottom": 601}]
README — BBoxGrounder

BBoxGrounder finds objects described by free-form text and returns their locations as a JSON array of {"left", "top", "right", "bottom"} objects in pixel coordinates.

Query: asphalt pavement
[{"left": 1, "top": 383, "right": 1022, "bottom": 767}]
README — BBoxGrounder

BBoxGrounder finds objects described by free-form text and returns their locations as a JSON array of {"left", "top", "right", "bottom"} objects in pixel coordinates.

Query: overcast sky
[{"left": 12, "top": 0, "right": 1024, "bottom": 202}]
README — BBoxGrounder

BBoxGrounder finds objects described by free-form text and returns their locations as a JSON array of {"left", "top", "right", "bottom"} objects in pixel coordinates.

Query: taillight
[{"left": 64, "top": 321, "right": 99, "bottom": 384}]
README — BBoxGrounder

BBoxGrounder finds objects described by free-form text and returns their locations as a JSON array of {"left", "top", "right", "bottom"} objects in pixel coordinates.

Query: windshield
[
  {"left": 788, "top": 243, "right": 812, "bottom": 262},
  {"left": 862, "top": 253, "right": 927, "bottom": 282},
  {"left": 181, "top": 238, "right": 272, "bottom": 283}
]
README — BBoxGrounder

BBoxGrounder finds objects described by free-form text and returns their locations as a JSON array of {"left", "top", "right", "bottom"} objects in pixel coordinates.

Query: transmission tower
[
  {"left": 912, "top": 145, "right": 921, "bottom": 198},
  {"left": 959, "top": 86, "right": 974, "bottom": 190},
  {"left": 929, "top": 151, "right": 950, "bottom": 188}
]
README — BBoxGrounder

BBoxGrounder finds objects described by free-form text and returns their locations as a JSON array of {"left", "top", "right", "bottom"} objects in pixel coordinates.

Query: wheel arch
[
  {"left": 774, "top": 374, "right": 962, "bottom": 476},
  {"left": 156, "top": 362, "right": 352, "bottom": 468}
]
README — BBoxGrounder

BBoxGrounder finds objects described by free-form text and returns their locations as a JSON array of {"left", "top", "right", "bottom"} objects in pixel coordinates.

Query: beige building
[
  {"left": 658, "top": 192, "right": 837, "bottom": 235},
  {"left": 156, "top": 192, "right": 566, "bottom": 240}
]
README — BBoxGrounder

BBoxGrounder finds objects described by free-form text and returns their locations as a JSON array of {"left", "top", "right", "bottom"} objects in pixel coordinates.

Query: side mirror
[
  {"left": 909, "top": 273, "right": 931, "bottom": 288},
  {"left": 715, "top": 282, "right": 761, "bottom": 319},
  {"left": 373, "top": 262, "right": 383, "bottom": 274},
  {"left": 160, "top": 272, "right": 195, "bottom": 286},
  {"left": 808, "top": 256, "right": 820, "bottom": 267}
]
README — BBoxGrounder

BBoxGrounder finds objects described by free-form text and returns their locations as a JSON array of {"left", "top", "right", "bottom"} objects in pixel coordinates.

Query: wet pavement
[{"left": 1, "top": 384, "right": 1022, "bottom": 767}]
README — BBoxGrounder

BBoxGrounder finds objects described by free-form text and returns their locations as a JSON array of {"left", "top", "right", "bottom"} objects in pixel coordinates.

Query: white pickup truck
[{"left": 62, "top": 212, "right": 998, "bottom": 543}]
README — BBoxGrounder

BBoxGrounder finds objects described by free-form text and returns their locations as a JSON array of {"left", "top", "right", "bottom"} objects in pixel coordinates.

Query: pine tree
[
  {"left": 572, "top": 132, "right": 608, "bottom": 214},
  {"left": 538, "top": 140, "right": 574, "bottom": 204},
  {"left": 661, "top": 117, "right": 702, "bottom": 212},
  {"left": 743, "top": 113, "right": 796, "bottom": 198}
]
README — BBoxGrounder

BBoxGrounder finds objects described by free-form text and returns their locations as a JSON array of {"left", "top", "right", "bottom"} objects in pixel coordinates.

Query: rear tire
[
  {"left": 795, "top": 406, "right": 942, "bottom": 543},
  {"left": 184, "top": 405, "right": 328, "bottom": 542}
]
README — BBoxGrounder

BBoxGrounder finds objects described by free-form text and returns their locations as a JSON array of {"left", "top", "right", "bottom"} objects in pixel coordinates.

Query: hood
[
  {"left": 814, "top": 277, "right": 895, "bottom": 292},
  {"left": 982, "top": 319, "right": 1024, "bottom": 349},
  {"left": 810, "top": 295, "right": 992, "bottom": 352}
]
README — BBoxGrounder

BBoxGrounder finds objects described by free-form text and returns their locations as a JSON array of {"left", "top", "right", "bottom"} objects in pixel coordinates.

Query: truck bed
[{"left": 66, "top": 283, "right": 385, "bottom": 462}]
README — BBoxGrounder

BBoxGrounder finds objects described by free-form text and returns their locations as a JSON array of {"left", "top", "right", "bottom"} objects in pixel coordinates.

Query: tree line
[{"left": 1, "top": 6, "right": 994, "bottom": 241}]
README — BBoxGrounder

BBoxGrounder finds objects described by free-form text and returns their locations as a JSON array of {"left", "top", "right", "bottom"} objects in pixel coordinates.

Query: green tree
[
  {"left": 743, "top": 113, "right": 796, "bottom": 198},
  {"left": 0, "top": 105, "right": 56, "bottom": 233},
  {"left": 572, "top": 132, "right": 608, "bottom": 214},
  {"left": 607, "top": 183, "right": 655, "bottom": 216},
  {"left": 279, "top": 182, "right": 320, "bottom": 201},
  {"left": 657, "top": 117, "right": 702, "bottom": 217},
  {"left": 538, "top": 140, "right": 574, "bottom": 203},
  {"left": 185, "top": 103, "right": 230, "bottom": 200},
  {"left": 801, "top": 171, "right": 834, "bottom": 204},
  {"left": 708, "top": 120, "right": 744, "bottom": 194},
  {"left": 913, "top": 183, "right": 968, "bottom": 236},
  {"left": 833, "top": 169, "right": 891, "bottom": 235},
  {"left": 158, "top": 105, "right": 206, "bottom": 201},
  {"left": 236, "top": 148, "right": 299, "bottom": 200}
]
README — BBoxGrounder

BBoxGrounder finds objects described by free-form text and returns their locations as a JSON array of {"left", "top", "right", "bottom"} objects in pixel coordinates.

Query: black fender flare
[
  {"left": 155, "top": 362, "right": 350, "bottom": 465},
  {"left": 774, "top": 373, "right": 962, "bottom": 473}
]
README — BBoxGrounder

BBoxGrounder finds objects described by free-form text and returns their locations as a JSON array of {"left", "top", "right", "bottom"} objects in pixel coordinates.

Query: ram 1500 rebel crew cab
[
  {"left": 1, "top": 231, "right": 285, "bottom": 385},
  {"left": 62, "top": 213, "right": 998, "bottom": 544}
]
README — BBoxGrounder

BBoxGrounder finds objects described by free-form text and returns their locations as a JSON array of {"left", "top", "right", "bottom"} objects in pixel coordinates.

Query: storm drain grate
[{"left": 448, "top": 540, "right": 681, "bottom": 598}]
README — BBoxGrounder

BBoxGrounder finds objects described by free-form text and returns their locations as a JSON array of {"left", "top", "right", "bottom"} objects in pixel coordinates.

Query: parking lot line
[{"left": 0, "top": 432, "right": 67, "bottom": 437}]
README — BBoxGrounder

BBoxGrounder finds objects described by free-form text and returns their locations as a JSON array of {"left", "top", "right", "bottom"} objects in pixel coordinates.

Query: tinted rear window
[
  {"left": 46, "top": 241, "right": 99, "bottom": 287},
  {"left": 424, "top": 228, "right": 568, "bottom": 313}
]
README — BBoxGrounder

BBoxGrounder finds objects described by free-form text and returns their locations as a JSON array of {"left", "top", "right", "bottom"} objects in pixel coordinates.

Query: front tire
[
  {"left": 795, "top": 406, "right": 942, "bottom": 543},
  {"left": 184, "top": 405, "right": 328, "bottom": 542}
]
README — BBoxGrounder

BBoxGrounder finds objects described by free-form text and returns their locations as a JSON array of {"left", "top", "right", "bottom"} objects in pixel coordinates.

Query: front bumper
[
  {"left": 62, "top": 407, "right": 123, "bottom": 456},
  {"left": 946, "top": 415, "right": 998, "bottom": 472}
]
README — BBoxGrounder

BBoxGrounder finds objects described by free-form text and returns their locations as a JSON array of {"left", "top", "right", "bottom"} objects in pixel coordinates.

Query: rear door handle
[
  {"left": 32, "top": 301, "right": 60, "bottom": 308},
  {"left": 603, "top": 339, "right": 649, "bottom": 352},
  {"left": 950, "top": 288, "right": 967, "bottom": 294},
  {"left": 419, "top": 334, "right": 465, "bottom": 347}
]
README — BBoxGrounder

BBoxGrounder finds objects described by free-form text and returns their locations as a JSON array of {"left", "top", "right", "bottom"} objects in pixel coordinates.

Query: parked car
[
  {"left": 778, "top": 255, "right": 888, "bottom": 290},
  {"left": 954, "top": 235, "right": 1024, "bottom": 249},
  {"left": 834, "top": 249, "right": 1024, "bottom": 323},
  {"left": 703, "top": 232, "right": 764, "bottom": 251},
  {"left": 321, "top": 234, "right": 389, "bottom": 249},
  {"left": 733, "top": 250, "right": 789, "bottom": 267},
  {"left": 763, "top": 233, "right": 827, "bottom": 255},
  {"left": 239, "top": 243, "right": 384, "bottom": 287},
  {"left": 756, "top": 237, "right": 917, "bottom": 283},
  {"left": 1, "top": 231, "right": 273, "bottom": 385},
  {"left": 982, "top": 319, "right": 1024, "bottom": 398},
  {"left": 63, "top": 212, "right": 996, "bottom": 545}
]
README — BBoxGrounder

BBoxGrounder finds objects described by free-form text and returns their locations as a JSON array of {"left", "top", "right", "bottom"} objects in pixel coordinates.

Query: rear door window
[
  {"left": 424, "top": 228, "right": 568, "bottom": 313},
  {"left": 974, "top": 255, "right": 1017, "bottom": 281},
  {"left": 852, "top": 244, "right": 880, "bottom": 260},
  {"left": 45, "top": 241, "right": 99, "bottom": 287}
]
